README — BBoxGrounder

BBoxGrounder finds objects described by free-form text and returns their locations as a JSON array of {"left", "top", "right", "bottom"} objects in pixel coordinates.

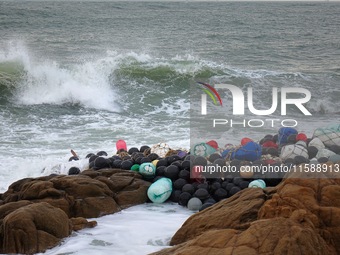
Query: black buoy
[
  {"left": 199, "top": 203, "right": 214, "bottom": 211},
  {"left": 193, "top": 188, "right": 210, "bottom": 200},
  {"left": 307, "top": 146, "right": 318, "bottom": 159},
  {"left": 121, "top": 160, "right": 134, "bottom": 170},
  {"left": 164, "top": 165, "right": 180, "bottom": 180},
  {"left": 93, "top": 157, "right": 110, "bottom": 170},
  {"left": 214, "top": 188, "right": 228, "bottom": 200},
  {"left": 173, "top": 178, "right": 187, "bottom": 190},
  {"left": 178, "top": 170, "right": 190, "bottom": 180},
  {"left": 156, "top": 166, "right": 166, "bottom": 176},
  {"left": 68, "top": 167, "right": 80, "bottom": 175},
  {"left": 97, "top": 151, "right": 108, "bottom": 156},
  {"left": 140, "top": 145, "right": 150, "bottom": 153},
  {"left": 229, "top": 186, "right": 241, "bottom": 196},
  {"left": 182, "top": 184, "right": 195, "bottom": 195},
  {"left": 179, "top": 192, "right": 192, "bottom": 206},
  {"left": 128, "top": 147, "right": 139, "bottom": 155},
  {"left": 169, "top": 190, "right": 182, "bottom": 203}
]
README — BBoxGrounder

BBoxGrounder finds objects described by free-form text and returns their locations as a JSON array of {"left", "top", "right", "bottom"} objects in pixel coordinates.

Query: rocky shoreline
[
  {"left": 0, "top": 125, "right": 339, "bottom": 254},
  {"left": 0, "top": 169, "right": 150, "bottom": 254},
  {"left": 151, "top": 170, "right": 340, "bottom": 255}
]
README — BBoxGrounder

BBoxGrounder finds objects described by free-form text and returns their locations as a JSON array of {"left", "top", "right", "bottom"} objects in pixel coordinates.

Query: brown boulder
[
  {"left": 0, "top": 200, "right": 32, "bottom": 219},
  {"left": 49, "top": 174, "right": 119, "bottom": 218},
  {"left": 109, "top": 173, "right": 150, "bottom": 208},
  {"left": 70, "top": 217, "right": 97, "bottom": 231},
  {"left": 170, "top": 188, "right": 267, "bottom": 245},
  {"left": 0, "top": 168, "right": 151, "bottom": 254},
  {"left": 154, "top": 211, "right": 335, "bottom": 255},
  {"left": 73, "top": 196, "right": 119, "bottom": 218},
  {"left": 152, "top": 170, "right": 340, "bottom": 255},
  {"left": 2, "top": 169, "right": 151, "bottom": 218},
  {"left": 259, "top": 174, "right": 340, "bottom": 253},
  {"left": 1, "top": 202, "right": 71, "bottom": 254}
]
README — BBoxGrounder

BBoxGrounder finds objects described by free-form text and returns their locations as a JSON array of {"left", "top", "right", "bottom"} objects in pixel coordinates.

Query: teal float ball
[
  {"left": 147, "top": 177, "right": 172, "bottom": 204},
  {"left": 248, "top": 179, "right": 266, "bottom": 189},
  {"left": 139, "top": 162, "right": 156, "bottom": 178}
]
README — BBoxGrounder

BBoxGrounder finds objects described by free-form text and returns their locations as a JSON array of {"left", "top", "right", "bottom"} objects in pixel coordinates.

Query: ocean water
[
  {"left": 0, "top": 1, "right": 339, "bottom": 254},
  {"left": 39, "top": 203, "right": 193, "bottom": 255}
]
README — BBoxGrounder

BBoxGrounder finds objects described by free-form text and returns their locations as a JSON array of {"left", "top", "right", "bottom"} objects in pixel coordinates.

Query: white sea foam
[
  {"left": 16, "top": 60, "right": 119, "bottom": 111},
  {"left": 306, "top": 98, "right": 340, "bottom": 114},
  {"left": 39, "top": 203, "right": 193, "bottom": 255},
  {"left": 145, "top": 98, "right": 190, "bottom": 118},
  {"left": 0, "top": 42, "right": 119, "bottom": 111},
  {"left": 0, "top": 41, "right": 31, "bottom": 64}
]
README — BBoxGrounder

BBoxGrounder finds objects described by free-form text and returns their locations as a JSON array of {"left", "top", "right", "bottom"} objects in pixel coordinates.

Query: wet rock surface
[
  {"left": 0, "top": 169, "right": 150, "bottom": 254},
  {"left": 151, "top": 170, "right": 340, "bottom": 255}
]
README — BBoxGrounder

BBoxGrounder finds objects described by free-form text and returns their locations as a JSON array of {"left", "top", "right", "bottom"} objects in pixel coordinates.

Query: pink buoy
[{"left": 116, "top": 139, "right": 127, "bottom": 151}]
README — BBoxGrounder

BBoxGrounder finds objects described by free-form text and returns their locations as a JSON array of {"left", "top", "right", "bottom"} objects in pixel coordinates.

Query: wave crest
[{"left": 1, "top": 42, "right": 338, "bottom": 116}]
